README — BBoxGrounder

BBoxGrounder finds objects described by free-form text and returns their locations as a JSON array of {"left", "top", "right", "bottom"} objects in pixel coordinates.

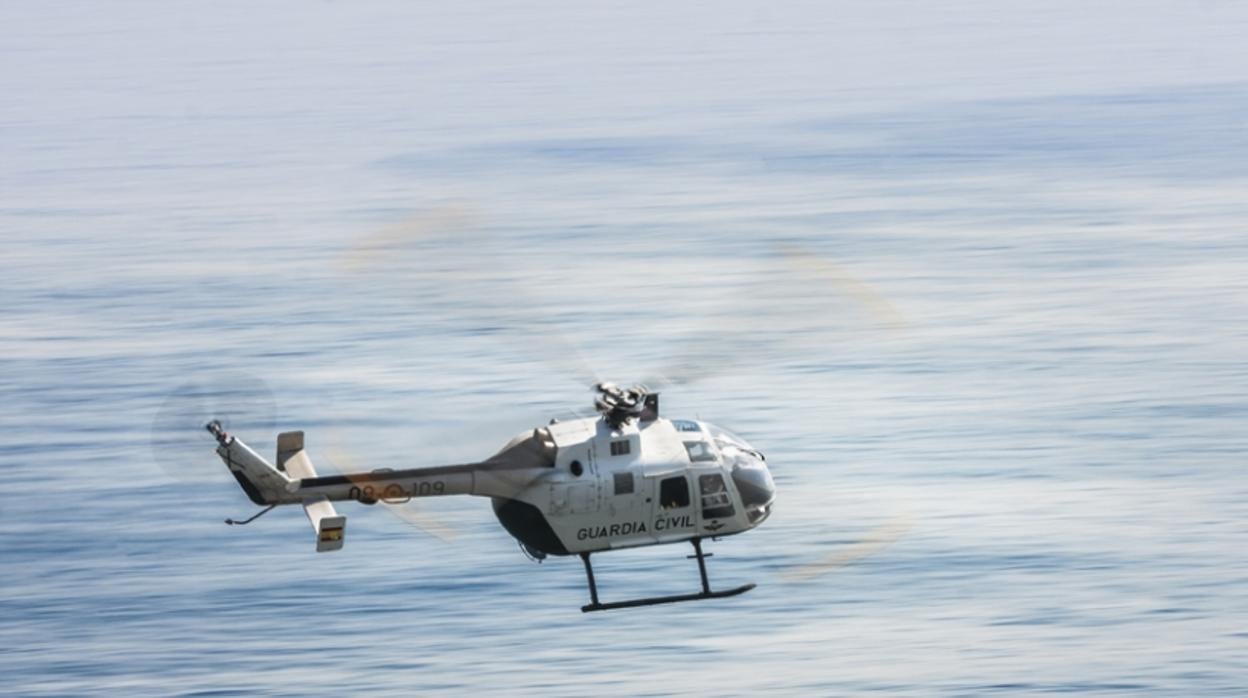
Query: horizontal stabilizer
[
  {"left": 306, "top": 497, "right": 346, "bottom": 552},
  {"left": 278, "top": 431, "right": 347, "bottom": 552}
]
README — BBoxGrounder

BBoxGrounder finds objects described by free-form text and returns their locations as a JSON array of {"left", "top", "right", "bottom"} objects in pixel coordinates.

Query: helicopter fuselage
[
  {"left": 493, "top": 415, "right": 775, "bottom": 557},
  {"left": 209, "top": 397, "right": 776, "bottom": 610},
  {"left": 215, "top": 413, "right": 774, "bottom": 558}
]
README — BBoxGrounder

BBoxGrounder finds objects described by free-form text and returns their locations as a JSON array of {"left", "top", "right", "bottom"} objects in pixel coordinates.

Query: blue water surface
[{"left": 3, "top": 2, "right": 1247, "bottom": 695}]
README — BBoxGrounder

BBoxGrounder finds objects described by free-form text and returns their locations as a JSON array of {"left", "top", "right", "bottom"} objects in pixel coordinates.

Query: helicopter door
[
  {"left": 695, "top": 472, "right": 735, "bottom": 533},
  {"left": 652, "top": 474, "right": 696, "bottom": 542}
]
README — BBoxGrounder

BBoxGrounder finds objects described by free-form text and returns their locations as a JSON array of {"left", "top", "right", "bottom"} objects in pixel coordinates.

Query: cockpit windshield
[
  {"left": 703, "top": 422, "right": 762, "bottom": 458},
  {"left": 702, "top": 421, "right": 774, "bottom": 517}
]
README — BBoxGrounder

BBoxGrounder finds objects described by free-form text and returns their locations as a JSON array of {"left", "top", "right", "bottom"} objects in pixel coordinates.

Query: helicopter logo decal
[{"left": 576, "top": 513, "right": 698, "bottom": 541}]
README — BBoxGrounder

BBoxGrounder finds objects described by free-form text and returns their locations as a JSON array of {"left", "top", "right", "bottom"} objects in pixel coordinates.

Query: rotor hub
[{"left": 594, "top": 382, "right": 657, "bottom": 429}]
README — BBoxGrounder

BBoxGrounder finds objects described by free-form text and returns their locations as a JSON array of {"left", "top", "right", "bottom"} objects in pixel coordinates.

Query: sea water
[{"left": 3, "top": 2, "right": 1247, "bottom": 695}]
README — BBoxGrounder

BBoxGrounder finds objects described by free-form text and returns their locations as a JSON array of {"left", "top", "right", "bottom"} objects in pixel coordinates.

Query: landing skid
[{"left": 579, "top": 538, "right": 756, "bottom": 613}]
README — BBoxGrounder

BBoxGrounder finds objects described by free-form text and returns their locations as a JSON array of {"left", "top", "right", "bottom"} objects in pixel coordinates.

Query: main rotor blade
[
  {"left": 324, "top": 431, "right": 460, "bottom": 543},
  {"left": 337, "top": 204, "right": 480, "bottom": 275},
  {"left": 339, "top": 207, "right": 606, "bottom": 390},
  {"left": 778, "top": 511, "right": 912, "bottom": 582},
  {"left": 643, "top": 242, "right": 909, "bottom": 389},
  {"left": 340, "top": 213, "right": 910, "bottom": 413},
  {"left": 774, "top": 243, "right": 908, "bottom": 333}
]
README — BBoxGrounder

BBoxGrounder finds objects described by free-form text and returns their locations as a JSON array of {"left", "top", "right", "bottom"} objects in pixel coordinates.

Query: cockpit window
[
  {"left": 683, "top": 441, "right": 718, "bottom": 463},
  {"left": 699, "top": 473, "right": 735, "bottom": 519},
  {"left": 705, "top": 422, "right": 763, "bottom": 460},
  {"left": 704, "top": 422, "right": 749, "bottom": 447},
  {"left": 672, "top": 419, "right": 702, "bottom": 433}
]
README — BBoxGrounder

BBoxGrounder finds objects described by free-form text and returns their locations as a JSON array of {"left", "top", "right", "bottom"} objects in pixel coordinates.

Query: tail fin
[
  {"left": 208, "top": 422, "right": 347, "bottom": 552},
  {"left": 208, "top": 420, "right": 292, "bottom": 505}
]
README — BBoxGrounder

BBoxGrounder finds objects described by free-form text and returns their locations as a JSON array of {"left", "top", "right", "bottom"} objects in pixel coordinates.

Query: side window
[
  {"left": 613, "top": 471, "right": 634, "bottom": 495},
  {"left": 610, "top": 440, "right": 631, "bottom": 456},
  {"left": 659, "top": 476, "right": 690, "bottom": 509},
  {"left": 699, "top": 474, "right": 735, "bottom": 519}
]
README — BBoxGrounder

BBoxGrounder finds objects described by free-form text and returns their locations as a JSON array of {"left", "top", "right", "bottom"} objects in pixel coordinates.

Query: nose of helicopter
[
  {"left": 731, "top": 459, "right": 775, "bottom": 524},
  {"left": 700, "top": 421, "right": 775, "bottom": 524}
]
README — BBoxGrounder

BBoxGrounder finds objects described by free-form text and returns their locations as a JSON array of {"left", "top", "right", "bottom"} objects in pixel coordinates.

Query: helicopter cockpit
[
  {"left": 674, "top": 420, "right": 776, "bottom": 524},
  {"left": 705, "top": 422, "right": 775, "bottom": 523}
]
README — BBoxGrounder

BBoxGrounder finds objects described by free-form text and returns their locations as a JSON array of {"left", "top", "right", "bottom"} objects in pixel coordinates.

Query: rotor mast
[{"left": 593, "top": 382, "right": 659, "bottom": 429}]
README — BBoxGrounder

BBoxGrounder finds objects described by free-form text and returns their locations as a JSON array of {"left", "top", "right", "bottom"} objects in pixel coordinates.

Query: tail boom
[{"left": 208, "top": 422, "right": 551, "bottom": 553}]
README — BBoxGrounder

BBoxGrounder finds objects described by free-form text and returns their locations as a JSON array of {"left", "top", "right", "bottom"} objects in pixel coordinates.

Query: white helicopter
[{"left": 209, "top": 381, "right": 776, "bottom": 612}]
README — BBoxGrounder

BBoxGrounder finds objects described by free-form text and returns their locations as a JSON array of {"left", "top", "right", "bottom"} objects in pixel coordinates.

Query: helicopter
[
  {"left": 208, "top": 380, "right": 775, "bottom": 612},
  {"left": 184, "top": 232, "right": 909, "bottom": 612}
]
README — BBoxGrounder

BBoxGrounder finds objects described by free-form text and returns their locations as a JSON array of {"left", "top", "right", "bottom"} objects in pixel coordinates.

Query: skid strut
[{"left": 580, "top": 538, "right": 756, "bottom": 613}]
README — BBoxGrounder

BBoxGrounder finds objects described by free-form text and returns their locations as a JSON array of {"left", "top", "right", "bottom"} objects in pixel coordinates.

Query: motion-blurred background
[{"left": 3, "top": 1, "right": 1246, "bottom": 695}]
